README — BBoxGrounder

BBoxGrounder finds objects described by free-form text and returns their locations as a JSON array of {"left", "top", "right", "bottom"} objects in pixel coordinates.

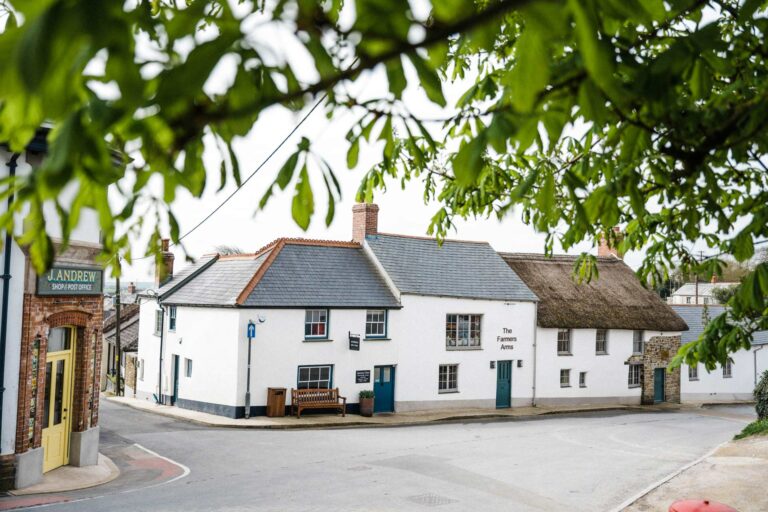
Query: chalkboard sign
[
  {"left": 349, "top": 332, "right": 360, "bottom": 351},
  {"left": 356, "top": 370, "right": 371, "bottom": 383}
]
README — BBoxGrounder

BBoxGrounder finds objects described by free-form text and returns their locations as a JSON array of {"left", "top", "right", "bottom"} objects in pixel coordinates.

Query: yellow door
[{"left": 42, "top": 327, "right": 75, "bottom": 473}]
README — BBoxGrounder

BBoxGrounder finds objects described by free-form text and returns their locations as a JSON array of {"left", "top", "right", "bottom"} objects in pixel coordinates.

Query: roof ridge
[
  {"left": 373, "top": 232, "right": 489, "bottom": 245},
  {"left": 235, "top": 240, "right": 286, "bottom": 305},
  {"left": 499, "top": 252, "right": 624, "bottom": 262},
  {"left": 251, "top": 237, "right": 359, "bottom": 255}
]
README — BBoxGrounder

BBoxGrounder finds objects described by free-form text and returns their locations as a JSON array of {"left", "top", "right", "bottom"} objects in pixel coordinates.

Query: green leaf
[
  {"left": 508, "top": 27, "right": 549, "bottom": 112},
  {"left": 347, "top": 137, "right": 360, "bottom": 168},
  {"left": 578, "top": 79, "right": 608, "bottom": 125},
  {"left": 407, "top": 52, "right": 446, "bottom": 107},
  {"left": 291, "top": 165, "right": 314, "bottom": 230},
  {"left": 568, "top": 0, "right": 619, "bottom": 97},
  {"left": 385, "top": 57, "right": 407, "bottom": 99},
  {"left": 452, "top": 133, "right": 486, "bottom": 186},
  {"left": 276, "top": 152, "right": 300, "bottom": 190}
]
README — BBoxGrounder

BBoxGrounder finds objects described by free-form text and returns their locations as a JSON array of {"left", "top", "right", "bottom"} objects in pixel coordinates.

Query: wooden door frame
[{"left": 42, "top": 326, "right": 77, "bottom": 472}]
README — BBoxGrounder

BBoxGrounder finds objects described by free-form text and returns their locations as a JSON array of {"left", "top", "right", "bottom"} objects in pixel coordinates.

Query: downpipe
[
  {"left": 0, "top": 153, "right": 19, "bottom": 448},
  {"left": 532, "top": 301, "right": 538, "bottom": 407}
]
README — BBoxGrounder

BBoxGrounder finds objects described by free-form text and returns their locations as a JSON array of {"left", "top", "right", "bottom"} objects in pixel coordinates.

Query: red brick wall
[
  {"left": 14, "top": 294, "right": 103, "bottom": 455},
  {"left": 352, "top": 203, "right": 379, "bottom": 243}
]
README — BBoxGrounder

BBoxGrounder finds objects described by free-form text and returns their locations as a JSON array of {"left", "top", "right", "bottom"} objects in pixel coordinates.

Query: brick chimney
[
  {"left": 352, "top": 203, "right": 379, "bottom": 243},
  {"left": 127, "top": 282, "right": 136, "bottom": 294},
  {"left": 710, "top": 275, "right": 718, "bottom": 284},
  {"left": 154, "top": 238, "right": 175, "bottom": 287},
  {"left": 597, "top": 227, "right": 624, "bottom": 259}
]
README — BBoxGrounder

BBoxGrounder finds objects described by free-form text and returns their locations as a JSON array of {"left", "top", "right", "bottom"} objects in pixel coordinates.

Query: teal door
[
  {"left": 496, "top": 361, "right": 512, "bottom": 408},
  {"left": 373, "top": 365, "right": 395, "bottom": 413},
  {"left": 654, "top": 368, "right": 665, "bottom": 403},
  {"left": 171, "top": 355, "right": 180, "bottom": 405}
]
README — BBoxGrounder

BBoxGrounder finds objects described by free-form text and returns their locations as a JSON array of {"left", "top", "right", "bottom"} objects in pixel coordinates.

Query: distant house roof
[
  {"left": 160, "top": 239, "right": 400, "bottom": 309},
  {"left": 364, "top": 234, "right": 537, "bottom": 302},
  {"left": 671, "top": 305, "right": 768, "bottom": 346},
  {"left": 501, "top": 254, "right": 688, "bottom": 331},
  {"left": 671, "top": 282, "right": 738, "bottom": 298},
  {"left": 103, "top": 304, "right": 141, "bottom": 352}
]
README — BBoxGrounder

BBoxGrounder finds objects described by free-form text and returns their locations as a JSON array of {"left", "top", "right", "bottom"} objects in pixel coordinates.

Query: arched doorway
[{"left": 41, "top": 326, "right": 76, "bottom": 472}]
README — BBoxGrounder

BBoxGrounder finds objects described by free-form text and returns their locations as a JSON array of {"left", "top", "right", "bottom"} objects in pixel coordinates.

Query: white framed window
[
  {"left": 304, "top": 309, "right": 329, "bottom": 339},
  {"left": 633, "top": 330, "right": 644, "bottom": 354},
  {"left": 723, "top": 359, "right": 733, "bottom": 378},
  {"left": 365, "top": 310, "right": 387, "bottom": 338},
  {"left": 703, "top": 297, "right": 710, "bottom": 305},
  {"left": 184, "top": 358, "right": 193, "bottom": 378},
  {"left": 169, "top": 306, "right": 177, "bottom": 332},
  {"left": 688, "top": 364, "right": 698, "bottom": 381},
  {"left": 628, "top": 364, "right": 642, "bottom": 387},
  {"left": 154, "top": 310, "right": 163, "bottom": 335},
  {"left": 596, "top": 329, "right": 608, "bottom": 354},
  {"left": 445, "top": 315, "right": 481, "bottom": 349},
  {"left": 139, "top": 359, "right": 145, "bottom": 381},
  {"left": 297, "top": 365, "right": 332, "bottom": 389},
  {"left": 557, "top": 329, "right": 571, "bottom": 354},
  {"left": 560, "top": 369, "right": 571, "bottom": 388},
  {"left": 439, "top": 364, "right": 458, "bottom": 392},
  {"left": 685, "top": 296, "right": 692, "bottom": 304},
  {"left": 579, "top": 371, "right": 587, "bottom": 388}
]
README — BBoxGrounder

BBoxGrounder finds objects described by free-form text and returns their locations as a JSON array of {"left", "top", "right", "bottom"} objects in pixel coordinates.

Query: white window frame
[
  {"left": 688, "top": 364, "right": 699, "bottom": 381},
  {"left": 595, "top": 329, "right": 608, "bottom": 354},
  {"left": 628, "top": 364, "right": 642, "bottom": 387},
  {"left": 723, "top": 359, "right": 733, "bottom": 378},
  {"left": 632, "top": 330, "right": 644, "bottom": 355},
  {"left": 154, "top": 309, "right": 163, "bottom": 336},
  {"left": 560, "top": 369, "right": 571, "bottom": 388},
  {"left": 445, "top": 314, "right": 482, "bottom": 349},
  {"left": 579, "top": 371, "right": 587, "bottom": 388},
  {"left": 297, "top": 365, "right": 333, "bottom": 389},
  {"left": 304, "top": 309, "right": 329, "bottom": 339},
  {"left": 365, "top": 310, "right": 388, "bottom": 339},
  {"left": 686, "top": 296, "right": 692, "bottom": 304},
  {"left": 557, "top": 329, "right": 571, "bottom": 355},
  {"left": 139, "top": 359, "right": 145, "bottom": 381},
  {"left": 184, "top": 358, "right": 192, "bottom": 378},
  {"left": 438, "top": 364, "right": 459, "bottom": 393},
  {"left": 168, "top": 306, "right": 177, "bottom": 332}
]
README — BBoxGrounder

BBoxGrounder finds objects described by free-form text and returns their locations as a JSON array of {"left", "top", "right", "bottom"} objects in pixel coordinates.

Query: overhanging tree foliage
[{"left": 0, "top": 0, "right": 767, "bottom": 369}]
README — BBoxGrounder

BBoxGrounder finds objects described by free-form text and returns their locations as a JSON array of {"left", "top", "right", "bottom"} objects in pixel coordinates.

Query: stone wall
[{"left": 629, "top": 335, "right": 681, "bottom": 405}]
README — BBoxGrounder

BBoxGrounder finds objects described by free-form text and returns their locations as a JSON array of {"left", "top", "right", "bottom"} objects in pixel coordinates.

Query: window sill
[
  {"left": 689, "top": 378, "right": 699, "bottom": 381},
  {"left": 364, "top": 337, "right": 391, "bottom": 341},
  {"left": 303, "top": 338, "right": 333, "bottom": 342},
  {"left": 628, "top": 384, "right": 641, "bottom": 388},
  {"left": 723, "top": 375, "right": 732, "bottom": 379},
  {"left": 596, "top": 352, "right": 609, "bottom": 356},
  {"left": 446, "top": 346, "right": 482, "bottom": 351},
  {"left": 557, "top": 352, "right": 573, "bottom": 356},
  {"left": 579, "top": 385, "right": 586, "bottom": 388},
  {"left": 438, "top": 390, "right": 459, "bottom": 394},
  {"left": 560, "top": 384, "right": 571, "bottom": 388},
  {"left": 632, "top": 352, "right": 643, "bottom": 356}
]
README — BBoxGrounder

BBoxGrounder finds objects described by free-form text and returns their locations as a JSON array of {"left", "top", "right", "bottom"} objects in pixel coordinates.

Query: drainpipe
[
  {"left": 0, "top": 153, "right": 19, "bottom": 449},
  {"left": 156, "top": 302, "right": 165, "bottom": 405},
  {"left": 531, "top": 301, "right": 538, "bottom": 407},
  {"left": 755, "top": 345, "right": 765, "bottom": 387}
]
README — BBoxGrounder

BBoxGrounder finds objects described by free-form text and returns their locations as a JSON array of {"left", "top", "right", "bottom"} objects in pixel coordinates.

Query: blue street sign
[{"left": 247, "top": 321, "right": 256, "bottom": 339}]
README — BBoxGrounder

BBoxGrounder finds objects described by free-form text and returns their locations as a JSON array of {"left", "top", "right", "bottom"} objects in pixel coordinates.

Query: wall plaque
[{"left": 37, "top": 265, "right": 104, "bottom": 296}]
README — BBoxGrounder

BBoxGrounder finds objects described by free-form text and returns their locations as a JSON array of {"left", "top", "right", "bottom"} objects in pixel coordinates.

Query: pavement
[
  {"left": 0, "top": 400, "right": 756, "bottom": 511},
  {"left": 622, "top": 412, "right": 768, "bottom": 511},
  {"left": 106, "top": 394, "right": 688, "bottom": 428},
  {"left": 9, "top": 454, "right": 119, "bottom": 496}
]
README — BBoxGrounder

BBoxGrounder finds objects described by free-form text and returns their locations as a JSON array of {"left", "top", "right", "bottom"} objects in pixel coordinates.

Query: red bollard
[{"left": 669, "top": 500, "right": 738, "bottom": 512}]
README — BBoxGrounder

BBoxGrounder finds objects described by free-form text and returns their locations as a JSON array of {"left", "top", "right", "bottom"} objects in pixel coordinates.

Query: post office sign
[{"left": 37, "top": 265, "right": 104, "bottom": 296}]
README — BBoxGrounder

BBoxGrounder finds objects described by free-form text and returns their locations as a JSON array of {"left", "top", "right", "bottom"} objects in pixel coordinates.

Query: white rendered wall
[
  {"left": 536, "top": 328, "right": 647, "bottom": 405},
  {"left": 0, "top": 241, "right": 25, "bottom": 455},
  {"left": 682, "top": 346, "right": 768, "bottom": 402},
  {"left": 135, "top": 301, "right": 162, "bottom": 402},
  {"left": 236, "top": 296, "right": 536, "bottom": 412}
]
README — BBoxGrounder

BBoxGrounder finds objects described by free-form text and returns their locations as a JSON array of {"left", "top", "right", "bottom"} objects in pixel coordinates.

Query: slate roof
[
  {"left": 242, "top": 243, "right": 400, "bottom": 308},
  {"left": 160, "top": 239, "right": 400, "bottom": 308},
  {"left": 364, "top": 234, "right": 537, "bottom": 302},
  {"left": 501, "top": 253, "right": 688, "bottom": 331},
  {"left": 671, "top": 282, "right": 739, "bottom": 298},
  {"left": 104, "top": 304, "right": 141, "bottom": 352},
  {"left": 156, "top": 254, "right": 218, "bottom": 299},
  {"left": 672, "top": 305, "right": 768, "bottom": 346}
]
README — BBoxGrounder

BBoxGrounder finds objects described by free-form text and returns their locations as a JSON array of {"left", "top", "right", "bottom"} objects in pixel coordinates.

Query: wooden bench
[{"left": 290, "top": 388, "right": 346, "bottom": 419}]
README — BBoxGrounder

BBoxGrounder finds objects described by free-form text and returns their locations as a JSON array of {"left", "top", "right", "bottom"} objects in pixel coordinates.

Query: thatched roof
[{"left": 500, "top": 254, "right": 688, "bottom": 332}]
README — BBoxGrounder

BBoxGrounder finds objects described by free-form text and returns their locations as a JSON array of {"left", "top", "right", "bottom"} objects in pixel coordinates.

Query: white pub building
[{"left": 136, "top": 204, "right": 693, "bottom": 417}]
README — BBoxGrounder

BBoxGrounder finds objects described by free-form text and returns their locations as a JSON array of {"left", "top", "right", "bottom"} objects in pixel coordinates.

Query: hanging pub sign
[
  {"left": 355, "top": 370, "right": 371, "bottom": 383},
  {"left": 349, "top": 332, "right": 361, "bottom": 351},
  {"left": 37, "top": 265, "right": 104, "bottom": 296}
]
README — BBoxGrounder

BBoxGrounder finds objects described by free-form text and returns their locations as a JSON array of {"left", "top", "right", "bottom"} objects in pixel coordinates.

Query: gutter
[{"left": 0, "top": 153, "right": 19, "bottom": 449}]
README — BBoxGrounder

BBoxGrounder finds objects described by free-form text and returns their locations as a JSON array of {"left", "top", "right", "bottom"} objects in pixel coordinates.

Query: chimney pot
[
  {"left": 711, "top": 275, "right": 718, "bottom": 284},
  {"left": 352, "top": 203, "right": 379, "bottom": 243},
  {"left": 127, "top": 282, "right": 136, "bottom": 294},
  {"left": 597, "top": 227, "right": 624, "bottom": 259}
]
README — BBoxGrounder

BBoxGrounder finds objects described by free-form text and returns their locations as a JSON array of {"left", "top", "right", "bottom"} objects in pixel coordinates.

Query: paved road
[{"left": 7, "top": 402, "right": 755, "bottom": 511}]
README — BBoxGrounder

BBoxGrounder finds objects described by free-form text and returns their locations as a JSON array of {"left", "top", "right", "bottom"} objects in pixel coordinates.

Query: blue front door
[
  {"left": 496, "top": 361, "right": 512, "bottom": 408},
  {"left": 373, "top": 365, "right": 395, "bottom": 413},
  {"left": 654, "top": 368, "right": 665, "bottom": 403}
]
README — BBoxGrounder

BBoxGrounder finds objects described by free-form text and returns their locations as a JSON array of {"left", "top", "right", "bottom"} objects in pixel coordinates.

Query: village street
[{"left": 3, "top": 401, "right": 754, "bottom": 512}]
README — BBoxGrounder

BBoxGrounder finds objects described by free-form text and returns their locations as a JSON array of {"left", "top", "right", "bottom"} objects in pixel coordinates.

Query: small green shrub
[
  {"left": 359, "top": 390, "right": 374, "bottom": 399},
  {"left": 734, "top": 419, "right": 768, "bottom": 440},
  {"left": 756, "top": 370, "right": 768, "bottom": 420}
]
